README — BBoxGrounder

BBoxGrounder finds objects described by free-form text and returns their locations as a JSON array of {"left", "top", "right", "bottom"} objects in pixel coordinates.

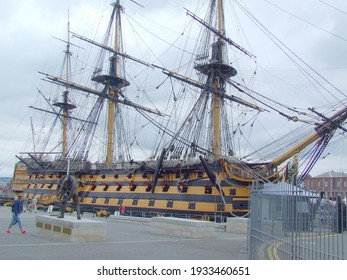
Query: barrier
[
  {"left": 151, "top": 217, "right": 215, "bottom": 238},
  {"left": 110, "top": 215, "right": 151, "bottom": 224},
  {"left": 36, "top": 215, "right": 106, "bottom": 242},
  {"left": 226, "top": 217, "right": 249, "bottom": 234}
]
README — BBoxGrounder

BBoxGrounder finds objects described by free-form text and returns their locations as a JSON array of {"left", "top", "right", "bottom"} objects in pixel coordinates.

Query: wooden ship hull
[{"left": 13, "top": 158, "right": 251, "bottom": 219}]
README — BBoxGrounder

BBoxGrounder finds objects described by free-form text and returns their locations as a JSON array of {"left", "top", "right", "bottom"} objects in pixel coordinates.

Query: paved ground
[{"left": 0, "top": 206, "right": 248, "bottom": 260}]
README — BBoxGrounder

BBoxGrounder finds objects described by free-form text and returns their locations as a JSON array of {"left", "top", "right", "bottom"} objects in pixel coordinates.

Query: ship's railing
[{"left": 249, "top": 182, "right": 347, "bottom": 260}]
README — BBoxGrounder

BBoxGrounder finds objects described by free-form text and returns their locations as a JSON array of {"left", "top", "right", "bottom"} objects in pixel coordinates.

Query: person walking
[
  {"left": 6, "top": 193, "right": 26, "bottom": 234},
  {"left": 22, "top": 195, "right": 28, "bottom": 213},
  {"left": 32, "top": 195, "right": 38, "bottom": 213}
]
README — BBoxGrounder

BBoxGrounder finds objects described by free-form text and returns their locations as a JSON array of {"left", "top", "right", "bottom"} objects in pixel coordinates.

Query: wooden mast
[
  {"left": 105, "top": 0, "right": 130, "bottom": 164},
  {"left": 193, "top": 0, "right": 237, "bottom": 156},
  {"left": 53, "top": 11, "right": 76, "bottom": 158},
  {"left": 212, "top": 0, "right": 225, "bottom": 156},
  {"left": 62, "top": 12, "right": 70, "bottom": 157},
  {"left": 106, "top": 1, "right": 120, "bottom": 164}
]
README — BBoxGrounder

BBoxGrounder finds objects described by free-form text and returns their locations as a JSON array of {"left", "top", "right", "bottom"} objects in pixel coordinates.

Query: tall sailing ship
[{"left": 12, "top": 0, "right": 347, "bottom": 219}]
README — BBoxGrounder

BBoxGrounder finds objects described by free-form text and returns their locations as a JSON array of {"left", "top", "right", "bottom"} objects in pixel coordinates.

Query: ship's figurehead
[{"left": 285, "top": 155, "right": 299, "bottom": 185}]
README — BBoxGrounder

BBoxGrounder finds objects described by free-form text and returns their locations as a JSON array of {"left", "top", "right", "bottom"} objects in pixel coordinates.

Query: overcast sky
[{"left": 0, "top": 0, "right": 347, "bottom": 177}]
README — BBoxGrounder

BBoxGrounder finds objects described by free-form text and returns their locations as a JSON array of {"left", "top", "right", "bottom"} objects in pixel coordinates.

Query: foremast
[
  {"left": 91, "top": 1, "right": 130, "bottom": 164},
  {"left": 213, "top": 0, "right": 226, "bottom": 155},
  {"left": 211, "top": 0, "right": 224, "bottom": 156},
  {"left": 194, "top": 0, "right": 237, "bottom": 157}
]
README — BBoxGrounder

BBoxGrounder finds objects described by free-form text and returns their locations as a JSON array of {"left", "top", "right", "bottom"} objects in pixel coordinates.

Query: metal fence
[{"left": 249, "top": 182, "right": 347, "bottom": 260}]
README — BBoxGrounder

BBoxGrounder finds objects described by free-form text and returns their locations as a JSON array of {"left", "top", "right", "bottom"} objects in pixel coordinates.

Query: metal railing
[{"left": 249, "top": 182, "right": 346, "bottom": 260}]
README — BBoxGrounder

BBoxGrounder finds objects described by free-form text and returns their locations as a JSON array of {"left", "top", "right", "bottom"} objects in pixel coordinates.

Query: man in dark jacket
[{"left": 6, "top": 193, "right": 26, "bottom": 234}]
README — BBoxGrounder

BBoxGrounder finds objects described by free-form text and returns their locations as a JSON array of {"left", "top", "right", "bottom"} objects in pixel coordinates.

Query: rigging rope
[{"left": 234, "top": 0, "right": 347, "bottom": 104}]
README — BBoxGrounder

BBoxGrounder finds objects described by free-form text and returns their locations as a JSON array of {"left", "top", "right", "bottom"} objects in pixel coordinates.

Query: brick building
[{"left": 304, "top": 171, "right": 347, "bottom": 199}]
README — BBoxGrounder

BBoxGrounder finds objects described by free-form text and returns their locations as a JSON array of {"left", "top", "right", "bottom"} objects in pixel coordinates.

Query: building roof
[
  {"left": 315, "top": 171, "right": 347, "bottom": 178},
  {"left": 261, "top": 182, "right": 317, "bottom": 197}
]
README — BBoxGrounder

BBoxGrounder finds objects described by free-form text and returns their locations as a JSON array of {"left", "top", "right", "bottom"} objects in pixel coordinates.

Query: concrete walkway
[{"left": 0, "top": 206, "right": 248, "bottom": 260}]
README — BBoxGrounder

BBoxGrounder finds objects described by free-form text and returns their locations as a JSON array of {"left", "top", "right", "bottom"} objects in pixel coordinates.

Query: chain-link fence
[{"left": 249, "top": 182, "right": 347, "bottom": 260}]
